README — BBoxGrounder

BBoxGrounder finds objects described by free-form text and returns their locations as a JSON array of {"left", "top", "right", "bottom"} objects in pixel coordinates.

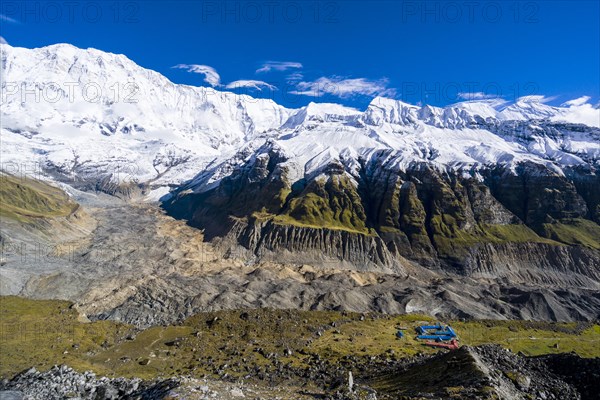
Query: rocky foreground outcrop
[
  {"left": 0, "top": 366, "right": 177, "bottom": 400},
  {"left": 368, "top": 345, "right": 600, "bottom": 400},
  {"left": 2, "top": 346, "right": 598, "bottom": 400}
]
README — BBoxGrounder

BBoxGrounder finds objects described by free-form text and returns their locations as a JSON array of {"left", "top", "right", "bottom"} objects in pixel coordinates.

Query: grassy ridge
[
  {"left": 279, "top": 175, "right": 371, "bottom": 234},
  {"left": 0, "top": 174, "right": 77, "bottom": 222},
  {"left": 1, "top": 296, "right": 598, "bottom": 381},
  {"left": 541, "top": 218, "right": 600, "bottom": 250},
  {"left": 252, "top": 175, "right": 600, "bottom": 257}
]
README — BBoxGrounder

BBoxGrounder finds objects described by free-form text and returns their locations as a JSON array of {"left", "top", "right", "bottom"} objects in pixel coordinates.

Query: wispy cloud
[
  {"left": 290, "top": 76, "right": 396, "bottom": 99},
  {"left": 516, "top": 95, "right": 557, "bottom": 104},
  {"left": 0, "top": 14, "right": 19, "bottom": 24},
  {"left": 561, "top": 96, "right": 591, "bottom": 107},
  {"left": 172, "top": 64, "right": 221, "bottom": 87},
  {"left": 286, "top": 72, "right": 304, "bottom": 83},
  {"left": 0, "top": 36, "right": 8, "bottom": 45},
  {"left": 256, "top": 61, "right": 303, "bottom": 74},
  {"left": 225, "top": 80, "right": 276, "bottom": 91},
  {"left": 457, "top": 91, "right": 499, "bottom": 100}
]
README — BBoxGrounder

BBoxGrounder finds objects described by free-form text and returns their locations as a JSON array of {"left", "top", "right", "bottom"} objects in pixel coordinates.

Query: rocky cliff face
[
  {"left": 163, "top": 144, "right": 600, "bottom": 290},
  {"left": 232, "top": 220, "right": 400, "bottom": 272}
]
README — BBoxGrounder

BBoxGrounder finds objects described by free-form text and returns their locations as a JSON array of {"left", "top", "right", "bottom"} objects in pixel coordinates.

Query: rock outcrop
[
  {"left": 369, "top": 345, "right": 600, "bottom": 399},
  {"left": 164, "top": 145, "right": 600, "bottom": 287},
  {"left": 0, "top": 366, "right": 178, "bottom": 400}
]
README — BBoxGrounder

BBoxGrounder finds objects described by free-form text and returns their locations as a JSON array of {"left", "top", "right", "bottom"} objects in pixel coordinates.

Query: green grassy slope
[
  {"left": 1, "top": 296, "right": 598, "bottom": 381},
  {"left": 0, "top": 174, "right": 78, "bottom": 222}
]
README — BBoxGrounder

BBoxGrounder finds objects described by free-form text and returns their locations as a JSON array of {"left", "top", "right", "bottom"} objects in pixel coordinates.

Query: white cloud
[
  {"left": 256, "top": 61, "right": 303, "bottom": 74},
  {"left": 553, "top": 96, "right": 599, "bottom": 127},
  {"left": 290, "top": 76, "right": 396, "bottom": 99},
  {"left": 457, "top": 91, "right": 499, "bottom": 100},
  {"left": 0, "top": 36, "right": 8, "bottom": 45},
  {"left": 553, "top": 103, "right": 600, "bottom": 128},
  {"left": 0, "top": 14, "right": 19, "bottom": 24},
  {"left": 286, "top": 72, "right": 304, "bottom": 83},
  {"left": 516, "top": 95, "right": 557, "bottom": 104},
  {"left": 561, "top": 96, "right": 591, "bottom": 107},
  {"left": 225, "top": 80, "right": 277, "bottom": 91},
  {"left": 172, "top": 64, "right": 221, "bottom": 87}
]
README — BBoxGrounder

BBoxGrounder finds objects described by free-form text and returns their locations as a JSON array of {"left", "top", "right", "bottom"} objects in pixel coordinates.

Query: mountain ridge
[{"left": 2, "top": 41, "right": 598, "bottom": 202}]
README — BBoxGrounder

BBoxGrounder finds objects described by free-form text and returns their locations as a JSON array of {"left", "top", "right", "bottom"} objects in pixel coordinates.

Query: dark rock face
[
  {"left": 565, "top": 165, "right": 600, "bottom": 223},
  {"left": 538, "top": 352, "right": 600, "bottom": 400},
  {"left": 366, "top": 344, "right": 597, "bottom": 400},
  {"left": 163, "top": 144, "right": 600, "bottom": 292},
  {"left": 166, "top": 146, "right": 291, "bottom": 240},
  {"left": 483, "top": 162, "right": 589, "bottom": 226}
]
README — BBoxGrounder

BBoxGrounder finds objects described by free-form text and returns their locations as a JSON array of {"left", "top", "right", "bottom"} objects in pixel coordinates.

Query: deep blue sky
[{"left": 1, "top": 0, "right": 599, "bottom": 109}]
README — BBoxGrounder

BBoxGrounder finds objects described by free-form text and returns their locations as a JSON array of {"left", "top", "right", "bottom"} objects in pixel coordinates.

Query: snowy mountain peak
[
  {"left": 1, "top": 42, "right": 292, "bottom": 142},
  {"left": 362, "top": 94, "right": 600, "bottom": 130},
  {"left": 363, "top": 97, "right": 420, "bottom": 126},
  {"left": 368, "top": 96, "right": 419, "bottom": 109},
  {"left": 282, "top": 102, "right": 361, "bottom": 129},
  {"left": 499, "top": 96, "right": 563, "bottom": 121},
  {"left": 451, "top": 99, "right": 507, "bottom": 120},
  {"left": 1, "top": 42, "right": 599, "bottom": 200}
]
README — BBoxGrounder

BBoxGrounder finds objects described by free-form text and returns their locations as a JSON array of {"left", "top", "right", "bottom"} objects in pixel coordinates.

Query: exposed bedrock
[
  {"left": 464, "top": 241, "right": 600, "bottom": 287},
  {"left": 163, "top": 146, "right": 600, "bottom": 286},
  {"left": 230, "top": 218, "right": 401, "bottom": 273}
]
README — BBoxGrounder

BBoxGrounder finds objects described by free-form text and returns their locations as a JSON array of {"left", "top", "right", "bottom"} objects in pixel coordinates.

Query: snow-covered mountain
[
  {"left": 0, "top": 43, "right": 292, "bottom": 197},
  {"left": 1, "top": 42, "right": 599, "bottom": 200}
]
